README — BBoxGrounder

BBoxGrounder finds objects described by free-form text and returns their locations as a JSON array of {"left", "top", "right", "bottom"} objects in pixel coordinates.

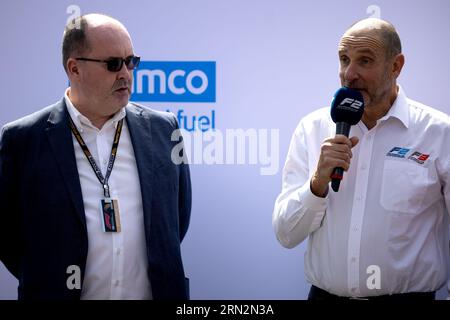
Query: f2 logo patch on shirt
[
  {"left": 408, "top": 151, "right": 430, "bottom": 165},
  {"left": 386, "top": 146, "right": 430, "bottom": 165},
  {"left": 386, "top": 147, "right": 410, "bottom": 158}
]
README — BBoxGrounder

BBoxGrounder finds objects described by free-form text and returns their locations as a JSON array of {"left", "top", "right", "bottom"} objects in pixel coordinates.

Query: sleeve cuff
[{"left": 298, "top": 179, "right": 328, "bottom": 211}]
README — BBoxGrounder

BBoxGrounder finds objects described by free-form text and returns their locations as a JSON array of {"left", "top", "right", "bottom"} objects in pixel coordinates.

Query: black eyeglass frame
[{"left": 75, "top": 55, "right": 140, "bottom": 72}]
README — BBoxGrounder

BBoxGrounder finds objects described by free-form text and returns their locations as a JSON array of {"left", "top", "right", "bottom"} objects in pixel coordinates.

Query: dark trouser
[{"left": 308, "top": 285, "right": 436, "bottom": 301}]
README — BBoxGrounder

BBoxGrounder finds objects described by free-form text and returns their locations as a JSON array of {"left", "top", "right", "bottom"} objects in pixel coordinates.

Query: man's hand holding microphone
[{"left": 310, "top": 87, "right": 364, "bottom": 197}]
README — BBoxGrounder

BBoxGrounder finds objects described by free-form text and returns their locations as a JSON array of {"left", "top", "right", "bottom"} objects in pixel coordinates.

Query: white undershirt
[{"left": 65, "top": 89, "right": 152, "bottom": 299}]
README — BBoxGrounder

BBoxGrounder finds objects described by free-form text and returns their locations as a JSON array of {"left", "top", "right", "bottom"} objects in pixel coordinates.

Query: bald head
[
  {"left": 342, "top": 18, "right": 402, "bottom": 60},
  {"left": 62, "top": 13, "right": 131, "bottom": 73},
  {"left": 82, "top": 13, "right": 128, "bottom": 30}
]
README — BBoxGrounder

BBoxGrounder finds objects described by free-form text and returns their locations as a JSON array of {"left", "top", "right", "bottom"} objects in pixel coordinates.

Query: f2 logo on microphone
[{"left": 340, "top": 98, "right": 363, "bottom": 110}]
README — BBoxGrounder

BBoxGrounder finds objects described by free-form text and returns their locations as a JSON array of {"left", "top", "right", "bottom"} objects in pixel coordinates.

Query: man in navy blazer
[{"left": 0, "top": 14, "right": 191, "bottom": 299}]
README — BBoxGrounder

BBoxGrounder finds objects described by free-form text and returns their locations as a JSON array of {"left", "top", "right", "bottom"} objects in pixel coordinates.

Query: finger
[
  {"left": 322, "top": 139, "right": 352, "bottom": 152},
  {"left": 332, "top": 135, "right": 353, "bottom": 148},
  {"left": 324, "top": 151, "right": 351, "bottom": 163},
  {"left": 350, "top": 136, "right": 359, "bottom": 148},
  {"left": 321, "top": 152, "right": 351, "bottom": 168},
  {"left": 322, "top": 144, "right": 353, "bottom": 159},
  {"left": 326, "top": 159, "right": 350, "bottom": 172},
  {"left": 335, "top": 159, "right": 350, "bottom": 171}
]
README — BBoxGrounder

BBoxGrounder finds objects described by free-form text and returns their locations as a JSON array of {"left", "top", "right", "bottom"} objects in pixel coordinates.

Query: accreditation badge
[{"left": 100, "top": 198, "right": 121, "bottom": 232}]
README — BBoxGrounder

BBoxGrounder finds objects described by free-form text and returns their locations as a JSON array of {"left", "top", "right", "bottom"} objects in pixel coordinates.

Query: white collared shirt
[
  {"left": 273, "top": 86, "right": 450, "bottom": 297},
  {"left": 64, "top": 89, "right": 152, "bottom": 300}
]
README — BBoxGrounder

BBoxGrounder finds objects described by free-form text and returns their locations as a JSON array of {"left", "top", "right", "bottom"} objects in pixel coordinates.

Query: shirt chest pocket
[{"left": 380, "top": 160, "right": 440, "bottom": 214}]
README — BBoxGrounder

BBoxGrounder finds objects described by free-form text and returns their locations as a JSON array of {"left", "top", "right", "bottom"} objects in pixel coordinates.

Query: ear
[
  {"left": 391, "top": 53, "right": 405, "bottom": 79},
  {"left": 66, "top": 58, "right": 81, "bottom": 79}
]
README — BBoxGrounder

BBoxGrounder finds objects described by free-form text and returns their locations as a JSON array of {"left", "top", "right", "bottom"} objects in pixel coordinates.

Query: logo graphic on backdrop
[
  {"left": 131, "top": 60, "right": 278, "bottom": 175},
  {"left": 131, "top": 61, "right": 216, "bottom": 133},
  {"left": 131, "top": 61, "right": 215, "bottom": 103}
]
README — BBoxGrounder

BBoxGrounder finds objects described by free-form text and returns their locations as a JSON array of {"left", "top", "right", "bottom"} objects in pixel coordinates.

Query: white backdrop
[{"left": 1, "top": 0, "right": 449, "bottom": 299}]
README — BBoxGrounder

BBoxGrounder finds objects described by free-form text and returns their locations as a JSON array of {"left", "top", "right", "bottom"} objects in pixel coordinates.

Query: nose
[
  {"left": 341, "top": 62, "right": 359, "bottom": 86},
  {"left": 116, "top": 60, "right": 132, "bottom": 81}
]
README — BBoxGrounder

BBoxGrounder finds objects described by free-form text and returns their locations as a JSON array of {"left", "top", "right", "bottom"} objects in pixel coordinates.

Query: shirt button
[
  {"left": 351, "top": 257, "right": 356, "bottom": 262},
  {"left": 116, "top": 248, "right": 121, "bottom": 255},
  {"left": 356, "top": 195, "right": 362, "bottom": 201},
  {"left": 353, "top": 226, "right": 359, "bottom": 232},
  {"left": 114, "top": 280, "right": 120, "bottom": 287}
]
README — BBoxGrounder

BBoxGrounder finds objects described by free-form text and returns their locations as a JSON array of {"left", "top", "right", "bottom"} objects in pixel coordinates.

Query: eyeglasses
[{"left": 75, "top": 55, "right": 140, "bottom": 72}]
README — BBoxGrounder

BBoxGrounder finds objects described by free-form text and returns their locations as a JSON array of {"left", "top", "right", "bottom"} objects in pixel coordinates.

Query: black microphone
[{"left": 329, "top": 87, "right": 365, "bottom": 192}]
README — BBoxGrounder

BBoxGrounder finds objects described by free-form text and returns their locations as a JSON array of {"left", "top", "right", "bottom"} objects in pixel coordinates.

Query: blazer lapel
[
  {"left": 45, "top": 99, "right": 87, "bottom": 231},
  {"left": 126, "top": 106, "right": 153, "bottom": 232}
]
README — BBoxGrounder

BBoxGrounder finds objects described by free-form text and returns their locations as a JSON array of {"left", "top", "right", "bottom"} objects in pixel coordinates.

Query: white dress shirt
[
  {"left": 273, "top": 86, "right": 450, "bottom": 297},
  {"left": 65, "top": 89, "right": 152, "bottom": 299}
]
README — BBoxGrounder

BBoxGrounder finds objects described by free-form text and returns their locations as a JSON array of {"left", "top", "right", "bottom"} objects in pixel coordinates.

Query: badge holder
[{"left": 100, "top": 185, "right": 121, "bottom": 232}]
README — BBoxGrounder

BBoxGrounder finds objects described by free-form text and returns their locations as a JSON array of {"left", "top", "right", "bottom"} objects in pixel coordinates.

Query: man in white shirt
[
  {"left": 0, "top": 14, "right": 191, "bottom": 300},
  {"left": 273, "top": 18, "right": 450, "bottom": 300}
]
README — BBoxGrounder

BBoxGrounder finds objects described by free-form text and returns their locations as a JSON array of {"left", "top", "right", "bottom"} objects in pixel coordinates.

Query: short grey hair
[
  {"left": 378, "top": 22, "right": 402, "bottom": 59},
  {"left": 62, "top": 16, "right": 89, "bottom": 73}
]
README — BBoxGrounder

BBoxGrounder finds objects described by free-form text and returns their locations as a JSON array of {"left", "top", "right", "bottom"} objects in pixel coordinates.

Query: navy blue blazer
[{"left": 0, "top": 99, "right": 191, "bottom": 300}]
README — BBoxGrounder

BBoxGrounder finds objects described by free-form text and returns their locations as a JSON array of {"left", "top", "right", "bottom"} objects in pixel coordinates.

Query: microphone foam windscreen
[{"left": 330, "top": 87, "right": 365, "bottom": 125}]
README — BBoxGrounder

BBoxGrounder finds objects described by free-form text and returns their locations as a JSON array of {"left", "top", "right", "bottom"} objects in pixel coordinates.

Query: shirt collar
[
  {"left": 64, "top": 87, "right": 126, "bottom": 132},
  {"left": 378, "top": 85, "right": 410, "bottom": 129}
]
